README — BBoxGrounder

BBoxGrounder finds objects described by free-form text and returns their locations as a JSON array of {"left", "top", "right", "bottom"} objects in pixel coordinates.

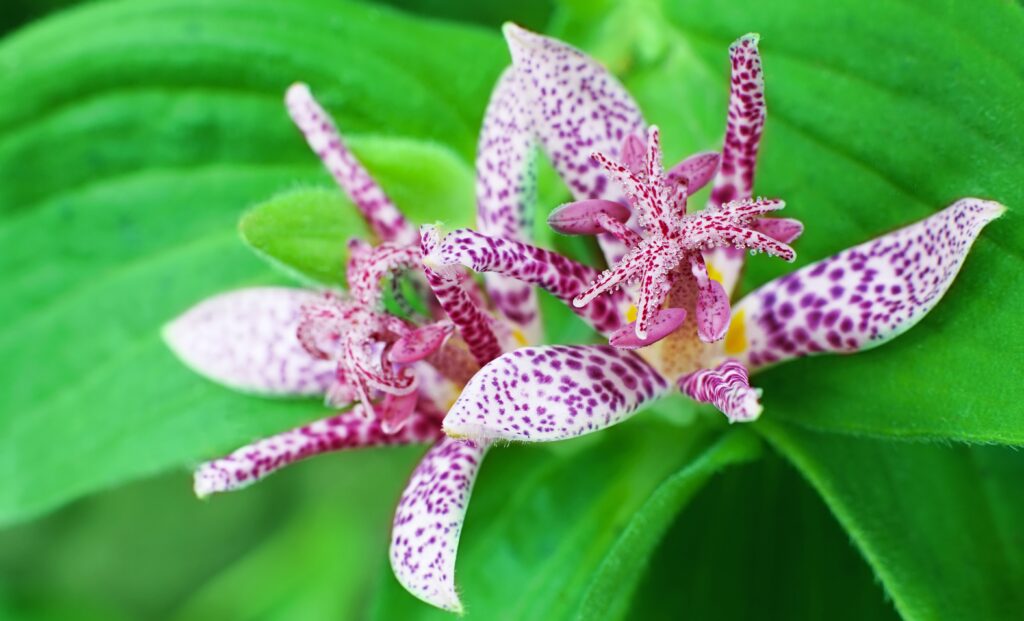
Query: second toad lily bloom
[
  {"left": 438, "top": 25, "right": 1003, "bottom": 437},
  {"left": 163, "top": 82, "right": 531, "bottom": 613}
]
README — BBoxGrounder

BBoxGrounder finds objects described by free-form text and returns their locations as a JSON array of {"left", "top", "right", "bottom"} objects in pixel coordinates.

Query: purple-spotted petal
[
  {"left": 503, "top": 24, "right": 645, "bottom": 201},
  {"left": 678, "top": 359, "right": 762, "bottom": 422},
  {"left": 706, "top": 34, "right": 769, "bottom": 296},
  {"left": 421, "top": 226, "right": 504, "bottom": 366},
  {"left": 476, "top": 67, "right": 537, "bottom": 242},
  {"left": 285, "top": 83, "right": 416, "bottom": 245},
  {"left": 476, "top": 68, "right": 542, "bottom": 336},
  {"left": 709, "top": 34, "right": 766, "bottom": 207},
  {"left": 435, "top": 228, "right": 628, "bottom": 336},
  {"left": 503, "top": 23, "right": 645, "bottom": 264},
  {"left": 609, "top": 308, "right": 687, "bottom": 350},
  {"left": 163, "top": 287, "right": 335, "bottom": 396},
  {"left": 194, "top": 406, "right": 441, "bottom": 497},
  {"left": 667, "top": 151, "right": 720, "bottom": 193},
  {"left": 728, "top": 198, "right": 1006, "bottom": 370},
  {"left": 443, "top": 345, "right": 670, "bottom": 442},
  {"left": 548, "top": 199, "right": 631, "bottom": 235},
  {"left": 391, "top": 437, "right": 490, "bottom": 613}
]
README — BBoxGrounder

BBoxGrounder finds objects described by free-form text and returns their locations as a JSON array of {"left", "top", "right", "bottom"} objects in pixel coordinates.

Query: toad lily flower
[
  {"left": 437, "top": 26, "right": 1003, "bottom": 439},
  {"left": 564, "top": 124, "right": 796, "bottom": 345},
  {"left": 163, "top": 81, "right": 532, "bottom": 613}
]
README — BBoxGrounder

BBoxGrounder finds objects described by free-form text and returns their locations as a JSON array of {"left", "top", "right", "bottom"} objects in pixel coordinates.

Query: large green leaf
[
  {"left": 553, "top": 0, "right": 1024, "bottom": 444},
  {"left": 0, "top": 0, "right": 508, "bottom": 526},
  {"left": 573, "top": 429, "right": 762, "bottom": 621},
  {"left": 628, "top": 449, "right": 902, "bottom": 621},
  {"left": 761, "top": 421, "right": 1024, "bottom": 621},
  {"left": 370, "top": 415, "right": 757, "bottom": 620},
  {"left": 0, "top": 438, "right": 419, "bottom": 620}
]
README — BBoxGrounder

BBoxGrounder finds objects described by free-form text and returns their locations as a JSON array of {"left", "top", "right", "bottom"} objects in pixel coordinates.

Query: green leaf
[
  {"left": 370, "top": 415, "right": 754, "bottom": 620},
  {"left": 0, "top": 0, "right": 507, "bottom": 526},
  {"left": 761, "top": 420, "right": 1024, "bottom": 621},
  {"left": 0, "top": 439, "right": 420, "bottom": 620},
  {"left": 239, "top": 187, "right": 371, "bottom": 285},
  {"left": 171, "top": 446, "right": 419, "bottom": 621},
  {"left": 554, "top": 0, "right": 1024, "bottom": 444},
  {"left": 574, "top": 429, "right": 762, "bottom": 621},
  {"left": 628, "top": 448, "right": 902, "bottom": 621},
  {"left": 239, "top": 138, "right": 476, "bottom": 285}
]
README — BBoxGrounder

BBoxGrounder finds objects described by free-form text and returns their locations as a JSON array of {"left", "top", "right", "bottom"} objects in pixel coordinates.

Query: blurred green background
[{"left": 1, "top": 0, "right": 1021, "bottom": 619}]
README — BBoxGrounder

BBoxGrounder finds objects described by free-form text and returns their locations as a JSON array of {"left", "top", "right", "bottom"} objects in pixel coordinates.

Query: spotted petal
[
  {"left": 678, "top": 359, "right": 762, "bottom": 423},
  {"left": 391, "top": 437, "right": 490, "bottom": 613},
  {"left": 725, "top": 198, "right": 1006, "bottom": 370},
  {"left": 194, "top": 405, "right": 442, "bottom": 497},
  {"left": 435, "top": 228, "right": 628, "bottom": 336},
  {"left": 503, "top": 24, "right": 644, "bottom": 201},
  {"left": 504, "top": 23, "right": 645, "bottom": 263},
  {"left": 443, "top": 345, "right": 670, "bottom": 442},
  {"left": 285, "top": 83, "right": 416, "bottom": 245},
  {"left": 421, "top": 226, "right": 503, "bottom": 366},
  {"left": 706, "top": 34, "right": 768, "bottom": 296},
  {"left": 476, "top": 67, "right": 541, "bottom": 336},
  {"left": 163, "top": 287, "right": 335, "bottom": 396}
]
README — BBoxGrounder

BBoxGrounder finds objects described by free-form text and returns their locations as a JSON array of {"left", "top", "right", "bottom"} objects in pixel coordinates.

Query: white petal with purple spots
[
  {"left": 443, "top": 345, "right": 670, "bottom": 442},
  {"left": 163, "top": 287, "right": 335, "bottom": 396},
  {"left": 476, "top": 67, "right": 542, "bottom": 336},
  {"left": 390, "top": 437, "right": 490, "bottom": 613},
  {"left": 706, "top": 34, "right": 769, "bottom": 297},
  {"left": 728, "top": 198, "right": 1005, "bottom": 370},
  {"left": 503, "top": 23, "right": 645, "bottom": 264},
  {"left": 194, "top": 406, "right": 441, "bottom": 497}
]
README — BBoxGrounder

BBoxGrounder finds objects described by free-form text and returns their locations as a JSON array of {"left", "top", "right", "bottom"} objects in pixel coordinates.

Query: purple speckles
[
  {"left": 443, "top": 345, "right": 669, "bottom": 442},
  {"left": 164, "top": 287, "right": 336, "bottom": 396},
  {"left": 823, "top": 310, "right": 841, "bottom": 327},
  {"left": 503, "top": 23, "right": 645, "bottom": 264},
  {"left": 432, "top": 228, "right": 628, "bottom": 336},
  {"left": 286, "top": 84, "right": 416, "bottom": 245},
  {"left": 391, "top": 437, "right": 489, "bottom": 613},
  {"left": 731, "top": 198, "right": 1004, "bottom": 370},
  {"left": 474, "top": 70, "right": 540, "bottom": 333},
  {"left": 678, "top": 359, "right": 762, "bottom": 422},
  {"left": 194, "top": 406, "right": 440, "bottom": 497}
]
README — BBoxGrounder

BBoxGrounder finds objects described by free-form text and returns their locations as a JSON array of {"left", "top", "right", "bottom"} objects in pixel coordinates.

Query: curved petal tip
[{"left": 390, "top": 438, "right": 487, "bottom": 614}]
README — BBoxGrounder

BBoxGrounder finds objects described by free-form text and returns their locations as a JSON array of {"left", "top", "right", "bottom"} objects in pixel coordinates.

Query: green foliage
[
  {"left": 630, "top": 449, "right": 904, "bottom": 620},
  {"left": 1, "top": 0, "right": 1022, "bottom": 619},
  {"left": 240, "top": 187, "right": 371, "bottom": 285},
  {"left": 0, "top": 0, "right": 507, "bottom": 526},
  {"left": 761, "top": 421, "right": 1024, "bottom": 620}
]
